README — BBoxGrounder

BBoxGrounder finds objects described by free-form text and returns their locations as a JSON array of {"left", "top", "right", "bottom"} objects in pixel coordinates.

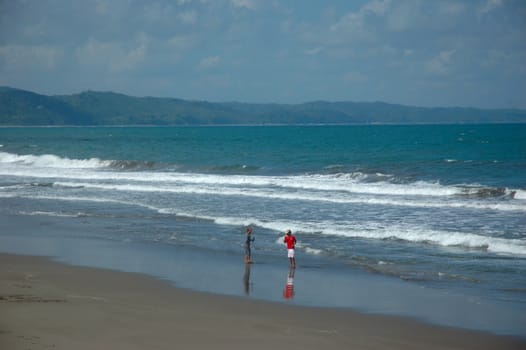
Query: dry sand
[{"left": 1, "top": 253, "right": 524, "bottom": 350}]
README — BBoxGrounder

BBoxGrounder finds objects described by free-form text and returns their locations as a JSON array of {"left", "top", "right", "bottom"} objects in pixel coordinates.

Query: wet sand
[{"left": 1, "top": 253, "right": 524, "bottom": 350}]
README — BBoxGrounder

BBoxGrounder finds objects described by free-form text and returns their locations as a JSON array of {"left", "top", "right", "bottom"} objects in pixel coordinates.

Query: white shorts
[{"left": 287, "top": 249, "right": 295, "bottom": 258}]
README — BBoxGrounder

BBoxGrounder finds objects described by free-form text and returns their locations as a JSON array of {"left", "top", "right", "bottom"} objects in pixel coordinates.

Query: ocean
[{"left": 1, "top": 124, "right": 525, "bottom": 336}]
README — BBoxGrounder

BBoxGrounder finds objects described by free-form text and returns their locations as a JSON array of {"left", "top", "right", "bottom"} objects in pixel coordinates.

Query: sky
[{"left": 0, "top": 0, "right": 525, "bottom": 109}]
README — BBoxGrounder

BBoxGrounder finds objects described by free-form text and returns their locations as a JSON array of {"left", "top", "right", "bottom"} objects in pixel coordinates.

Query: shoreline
[
  {"left": 2, "top": 121, "right": 526, "bottom": 128},
  {"left": 1, "top": 253, "right": 525, "bottom": 350},
  {"left": 1, "top": 211, "right": 525, "bottom": 338}
]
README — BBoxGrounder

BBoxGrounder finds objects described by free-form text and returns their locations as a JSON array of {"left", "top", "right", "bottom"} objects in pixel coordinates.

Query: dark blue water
[{"left": 3, "top": 125, "right": 525, "bottom": 182}]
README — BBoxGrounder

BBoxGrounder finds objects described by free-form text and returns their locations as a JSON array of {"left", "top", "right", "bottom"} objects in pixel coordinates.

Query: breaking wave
[
  {"left": 1, "top": 151, "right": 524, "bottom": 212},
  {"left": 0, "top": 151, "right": 110, "bottom": 168}
]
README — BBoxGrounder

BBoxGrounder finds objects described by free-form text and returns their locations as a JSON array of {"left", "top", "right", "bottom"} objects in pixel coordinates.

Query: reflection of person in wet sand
[
  {"left": 283, "top": 267, "right": 295, "bottom": 300},
  {"left": 243, "top": 263, "right": 251, "bottom": 295}
]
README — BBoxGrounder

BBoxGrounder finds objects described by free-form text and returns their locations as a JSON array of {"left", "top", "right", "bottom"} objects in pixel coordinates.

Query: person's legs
[
  {"left": 245, "top": 246, "right": 251, "bottom": 263},
  {"left": 287, "top": 249, "right": 295, "bottom": 267}
]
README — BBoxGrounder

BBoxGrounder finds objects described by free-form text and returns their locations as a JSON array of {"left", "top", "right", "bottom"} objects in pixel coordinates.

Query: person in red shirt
[{"left": 283, "top": 229, "right": 297, "bottom": 268}]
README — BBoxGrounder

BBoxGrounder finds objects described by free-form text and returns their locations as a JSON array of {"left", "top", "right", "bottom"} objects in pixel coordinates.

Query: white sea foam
[
  {"left": 0, "top": 151, "right": 109, "bottom": 168},
  {"left": 0, "top": 151, "right": 462, "bottom": 197},
  {"left": 304, "top": 247, "right": 323, "bottom": 255},
  {"left": 319, "top": 224, "right": 526, "bottom": 256},
  {"left": 2, "top": 151, "right": 525, "bottom": 215},
  {"left": 0, "top": 165, "right": 483, "bottom": 201},
  {"left": 51, "top": 181, "right": 526, "bottom": 212},
  {"left": 7, "top": 187, "right": 524, "bottom": 256},
  {"left": 19, "top": 210, "right": 81, "bottom": 218},
  {"left": 157, "top": 211, "right": 526, "bottom": 257},
  {"left": 1, "top": 164, "right": 524, "bottom": 211},
  {"left": 11, "top": 193, "right": 162, "bottom": 213},
  {"left": 224, "top": 218, "right": 519, "bottom": 257},
  {"left": 0, "top": 184, "right": 26, "bottom": 190},
  {"left": 0, "top": 170, "right": 502, "bottom": 206},
  {"left": 141, "top": 206, "right": 526, "bottom": 256},
  {"left": 514, "top": 190, "right": 526, "bottom": 200},
  {"left": 0, "top": 151, "right": 519, "bottom": 205}
]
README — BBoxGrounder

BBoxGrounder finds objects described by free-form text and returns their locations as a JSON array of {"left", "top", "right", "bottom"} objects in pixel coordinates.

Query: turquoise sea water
[{"left": 1, "top": 124, "right": 525, "bottom": 335}]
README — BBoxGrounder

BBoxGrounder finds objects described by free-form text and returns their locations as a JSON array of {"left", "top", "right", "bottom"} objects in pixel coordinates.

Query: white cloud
[
  {"left": 480, "top": 0, "right": 503, "bottom": 14},
  {"left": 305, "top": 47, "right": 323, "bottom": 56},
  {"left": 426, "top": 50, "right": 456, "bottom": 75},
  {"left": 385, "top": 1, "right": 468, "bottom": 33},
  {"left": 95, "top": 0, "right": 110, "bottom": 16},
  {"left": 93, "top": 0, "right": 131, "bottom": 19},
  {"left": 168, "top": 35, "right": 196, "bottom": 50},
  {"left": 75, "top": 38, "right": 147, "bottom": 72},
  {"left": 1, "top": 0, "right": 524, "bottom": 108},
  {"left": 231, "top": 0, "right": 257, "bottom": 10},
  {"left": 21, "top": 21, "right": 47, "bottom": 39},
  {"left": 343, "top": 71, "right": 367, "bottom": 83},
  {"left": 144, "top": 3, "right": 174, "bottom": 22},
  {"left": 179, "top": 11, "right": 197, "bottom": 24},
  {"left": 329, "top": 0, "right": 391, "bottom": 42},
  {"left": 384, "top": 0, "right": 426, "bottom": 32},
  {"left": 0, "top": 44, "right": 63, "bottom": 70},
  {"left": 362, "top": 0, "right": 391, "bottom": 16},
  {"left": 119, "top": 44, "right": 147, "bottom": 71},
  {"left": 197, "top": 55, "right": 220, "bottom": 70},
  {"left": 76, "top": 39, "right": 116, "bottom": 66},
  {"left": 438, "top": 2, "right": 466, "bottom": 16}
]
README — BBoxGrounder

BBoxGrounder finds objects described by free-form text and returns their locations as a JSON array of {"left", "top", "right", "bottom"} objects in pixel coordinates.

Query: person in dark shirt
[{"left": 244, "top": 226, "right": 255, "bottom": 264}]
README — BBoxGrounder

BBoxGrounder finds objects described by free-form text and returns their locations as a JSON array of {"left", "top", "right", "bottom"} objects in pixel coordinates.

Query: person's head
[
  {"left": 247, "top": 226, "right": 253, "bottom": 234},
  {"left": 286, "top": 229, "right": 292, "bottom": 236}
]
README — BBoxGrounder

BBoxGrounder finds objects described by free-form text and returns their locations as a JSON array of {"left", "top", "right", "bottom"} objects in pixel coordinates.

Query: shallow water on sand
[{"left": 1, "top": 212, "right": 525, "bottom": 337}]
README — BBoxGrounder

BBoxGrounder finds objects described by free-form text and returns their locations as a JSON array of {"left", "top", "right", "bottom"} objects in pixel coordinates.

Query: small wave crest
[
  {"left": 108, "top": 160, "right": 160, "bottom": 171},
  {"left": 514, "top": 190, "right": 526, "bottom": 200},
  {"left": 19, "top": 210, "right": 82, "bottom": 218},
  {"left": 0, "top": 151, "right": 109, "bottom": 169},
  {"left": 0, "top": 151, "right": 171, "bottom": 172},
  {"left": 1, "top": 151, "right": 520, "bottom": 203},
  {"left": 321, "top": 225, "right": 526, "bottom": 256},
  {"left": 146, "top": 210, "right": 526, "bottom": 257},
  {"left": 457, "top": 185, "right": 516, "bottom": 199},
  {"left": 209, "top": 164, "right": 261, "bottom": 173}
]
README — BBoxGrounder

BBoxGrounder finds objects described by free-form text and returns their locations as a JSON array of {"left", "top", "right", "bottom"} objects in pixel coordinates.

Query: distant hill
[{"left": 1, "top": 86, "right": 525, "bottom": 125}]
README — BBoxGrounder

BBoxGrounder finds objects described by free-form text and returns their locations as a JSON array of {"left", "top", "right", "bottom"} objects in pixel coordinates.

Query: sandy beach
[{"left": 1, "top": 253, "right": 524, "bottom": 350}]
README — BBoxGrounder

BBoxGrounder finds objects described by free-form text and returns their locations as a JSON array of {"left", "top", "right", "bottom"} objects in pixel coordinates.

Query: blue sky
[{"left": 1, "top": 0, "right": 525, "bottom": 108}]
